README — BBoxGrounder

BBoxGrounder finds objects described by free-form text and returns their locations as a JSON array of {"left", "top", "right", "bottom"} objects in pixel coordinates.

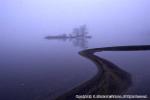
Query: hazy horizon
[{"left": 0, "top": 0, "right": 150, "bottom": 100}]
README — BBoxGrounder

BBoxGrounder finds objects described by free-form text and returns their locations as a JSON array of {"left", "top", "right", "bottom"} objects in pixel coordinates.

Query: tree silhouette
[{"left": 45, "top": 25, "right": 91, "bottom": 48}]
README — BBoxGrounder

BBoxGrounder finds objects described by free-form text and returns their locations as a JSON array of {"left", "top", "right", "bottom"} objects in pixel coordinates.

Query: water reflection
[
  {"left": 55, "top": 45, "right": 150, "bottom": 100},
  {"left": 45, "top": 25, "right": 92, "bottom": 49}
]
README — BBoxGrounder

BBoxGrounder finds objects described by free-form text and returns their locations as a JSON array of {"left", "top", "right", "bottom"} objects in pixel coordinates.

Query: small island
[
  {"left": 45, "top": 25, "right": 92, "bottom": 48},
  {"left": 45, "top": 25, "right": 92, "bottom": 39}
]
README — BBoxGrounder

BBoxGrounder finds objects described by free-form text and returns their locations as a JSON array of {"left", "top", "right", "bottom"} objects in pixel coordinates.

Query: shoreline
[{"left": 48, "top": 45, "right": 150, "bottom": 100}]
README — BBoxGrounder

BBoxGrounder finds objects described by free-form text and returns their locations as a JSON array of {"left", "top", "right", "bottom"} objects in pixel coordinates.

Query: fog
[
  {"left": 0, "top": 1, "right": 150, "bottom": 100},
  {"left": 1, "top": 0, "right": 150, "bottom": 36}
]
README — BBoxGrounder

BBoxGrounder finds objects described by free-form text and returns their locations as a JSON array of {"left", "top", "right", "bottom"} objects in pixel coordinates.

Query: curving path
[{"left": 54, "top": 45, "right": 150, "bottom": 100}]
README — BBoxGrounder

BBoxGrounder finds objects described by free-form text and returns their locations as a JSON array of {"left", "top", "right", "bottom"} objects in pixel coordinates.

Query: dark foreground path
[{"left": 47, "top": 45, "right": 150, "bottom": 100}]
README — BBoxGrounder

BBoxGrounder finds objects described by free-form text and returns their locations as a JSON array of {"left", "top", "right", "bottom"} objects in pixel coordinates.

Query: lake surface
[
  {"left": 0, "top": 36, "right": 98, "bottom": 100},
  {"left": 0, "top": 0, "right": 150, "bottom": 100}
]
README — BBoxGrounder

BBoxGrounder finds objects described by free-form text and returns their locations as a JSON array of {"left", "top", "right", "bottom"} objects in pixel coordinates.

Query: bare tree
[{"left": 79, "top": 25, "right": 88, "bottom": 37}]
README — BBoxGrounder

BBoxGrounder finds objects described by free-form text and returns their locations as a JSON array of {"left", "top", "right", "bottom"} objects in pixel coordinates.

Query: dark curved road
[{"left": 50, "top": 45, "right": 150, "bottom": 100}]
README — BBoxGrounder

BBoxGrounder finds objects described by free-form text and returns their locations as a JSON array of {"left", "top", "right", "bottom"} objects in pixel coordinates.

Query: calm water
[
  {"left": 0, "top": 0, "right": 150, "bottom": 100},
  {"left": 0, "top": 36, "right": 97, "bottom": 100}
]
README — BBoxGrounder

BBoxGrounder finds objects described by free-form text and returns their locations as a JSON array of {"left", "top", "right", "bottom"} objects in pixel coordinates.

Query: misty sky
[{"left": 0, "top": 0, "right": 150, "bottom": 37}]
